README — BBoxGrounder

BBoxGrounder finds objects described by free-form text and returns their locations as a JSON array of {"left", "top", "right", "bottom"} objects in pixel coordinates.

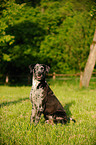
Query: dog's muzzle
[{"left": 35, "top": 71, "right": 45, "bottom": 80}]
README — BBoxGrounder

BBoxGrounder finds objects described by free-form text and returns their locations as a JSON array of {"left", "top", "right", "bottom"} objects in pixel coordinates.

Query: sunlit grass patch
[{"left": 0, "top": 78, "right": 96, "bottom": 145}]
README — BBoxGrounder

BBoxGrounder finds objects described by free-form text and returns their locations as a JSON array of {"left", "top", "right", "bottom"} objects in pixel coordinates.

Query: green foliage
[
  {"left": 40, "top": 11, "right": 95, "bottom": 73},
  {"left": 0, "top": 0, "right": 96, "bottom": 77},
  {"left": 0, "top": 79, "right": 96, "bottom": 144}
]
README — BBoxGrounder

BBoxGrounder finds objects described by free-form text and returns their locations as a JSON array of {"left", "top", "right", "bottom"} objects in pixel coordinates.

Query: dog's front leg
[
  {"left": 30, "top": 103, "right": 37, "bottom": 124},
  {"left": 30, "top": 105, "right": 42, "bottom": 124},
  {"left": 34, "top": 110, "right": 42, "bottom": 124}
]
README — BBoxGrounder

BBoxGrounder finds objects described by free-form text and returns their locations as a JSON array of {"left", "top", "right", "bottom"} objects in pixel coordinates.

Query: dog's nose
[
  {"left": 38, "top": 70, "right": 42, "bottom": 76},
  {"left": 38, "top": 71, "right": 41, "bottom": 75}
]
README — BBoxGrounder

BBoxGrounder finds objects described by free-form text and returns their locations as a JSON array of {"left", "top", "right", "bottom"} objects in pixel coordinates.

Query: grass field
[{"left": 0, "top": 78, "right": 96, "bottom": 145}]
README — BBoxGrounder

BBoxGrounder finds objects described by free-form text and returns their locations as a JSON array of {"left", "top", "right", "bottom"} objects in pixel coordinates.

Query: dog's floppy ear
[
  {"left": 29, "top": 64, "right": 35, "bottom": 73},
  {"left": 44, "top": 65, "right": 50, "bottom": 74}
]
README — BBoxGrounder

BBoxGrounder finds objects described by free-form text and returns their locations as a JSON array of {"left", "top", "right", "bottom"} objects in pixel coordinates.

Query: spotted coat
[
  {"left": 30, "top": 79, "right": 45, "bottom": 124},
  {"left": 29, "top": 64, "right": 69, "bottom": 125}
]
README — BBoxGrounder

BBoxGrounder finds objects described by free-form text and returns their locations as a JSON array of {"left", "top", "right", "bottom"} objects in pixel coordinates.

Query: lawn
[{"left": 0, "top": 78, "right": 96, "bottom": 145}]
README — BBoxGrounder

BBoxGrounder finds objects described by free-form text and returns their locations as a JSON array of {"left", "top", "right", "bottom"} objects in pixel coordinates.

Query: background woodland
[{"left": 0, "top": 0, "right": 96, "bottom": 83}]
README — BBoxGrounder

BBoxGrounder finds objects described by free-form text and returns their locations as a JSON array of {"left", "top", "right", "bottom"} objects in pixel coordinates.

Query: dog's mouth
[
  {"left": 36, "top": 74, "right": 43, "bottom": 80},
  {"left": 37, "top": 75, "right": 41, "bottom": 80}
]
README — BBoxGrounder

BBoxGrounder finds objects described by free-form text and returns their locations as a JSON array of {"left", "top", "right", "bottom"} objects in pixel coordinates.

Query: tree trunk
[{"left": 80, "top": 30, "right": 96, "bottom": 87}]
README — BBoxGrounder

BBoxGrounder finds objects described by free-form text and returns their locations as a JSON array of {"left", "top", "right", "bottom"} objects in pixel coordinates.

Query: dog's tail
[{"left": 68, "top": 117, "right": 76, "bottom": 123}]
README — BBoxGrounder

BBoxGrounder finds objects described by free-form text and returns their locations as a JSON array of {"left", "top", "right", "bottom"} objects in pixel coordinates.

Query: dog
[{"left": 29, "top": 64, "right": 76, "bottom": 125}]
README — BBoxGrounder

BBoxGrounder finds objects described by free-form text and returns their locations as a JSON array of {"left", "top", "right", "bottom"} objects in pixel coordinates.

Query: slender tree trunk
[{"left": 80, "top": 30, "right": 96, "bottom": 87}]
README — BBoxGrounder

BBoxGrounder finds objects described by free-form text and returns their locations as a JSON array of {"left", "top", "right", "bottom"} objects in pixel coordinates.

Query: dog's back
[{"left": 38, "top": 81, "right": 68, "bottom": 123}]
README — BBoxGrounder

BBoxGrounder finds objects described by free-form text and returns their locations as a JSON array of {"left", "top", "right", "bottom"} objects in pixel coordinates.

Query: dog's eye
[{"left": 41, "top": 67, "right": 44, "bottom": 70}]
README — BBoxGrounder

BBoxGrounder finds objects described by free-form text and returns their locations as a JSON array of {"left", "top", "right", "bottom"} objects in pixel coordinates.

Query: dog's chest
[{"left": 31, "top": 79, "right": 44, "bottom": 106}]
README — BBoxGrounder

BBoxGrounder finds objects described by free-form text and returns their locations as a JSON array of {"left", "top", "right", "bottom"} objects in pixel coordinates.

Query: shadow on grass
[
  {"left": 1, "top": 98, "right": 75, "bottom": 117},
  {"left": 0, "top": 97, "right": 29, "bottom": 108},
  {"left": 64, "top": 101, "right": 75, "bottom": 117}
]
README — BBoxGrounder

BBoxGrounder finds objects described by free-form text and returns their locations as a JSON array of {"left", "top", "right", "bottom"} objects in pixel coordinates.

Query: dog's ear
[
  {"left": 29, "top": 64, "right": 35, "bottom": 73},
  {"left": 44, "top": 65, "right": 50, "bottom": 74}
]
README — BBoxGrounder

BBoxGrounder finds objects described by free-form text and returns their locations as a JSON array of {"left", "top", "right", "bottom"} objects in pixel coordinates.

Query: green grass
[{"left": 0, "top": 78, "right": 96, "bottom": 145}]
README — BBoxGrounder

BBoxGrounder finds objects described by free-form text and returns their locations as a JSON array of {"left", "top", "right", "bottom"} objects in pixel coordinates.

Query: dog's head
[{"left": 29, "top": 64, "right": 50, "bottom": 81}]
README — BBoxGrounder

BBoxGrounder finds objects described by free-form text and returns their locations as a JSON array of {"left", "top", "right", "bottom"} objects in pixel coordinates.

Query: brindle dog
[{"left": 29, "top": 64, "right": 75, "bottom": 125}]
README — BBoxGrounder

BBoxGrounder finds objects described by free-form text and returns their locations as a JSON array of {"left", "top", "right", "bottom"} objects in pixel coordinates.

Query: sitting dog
[{"left": 29, "top": 64, "right": 75, "bottom": 124}]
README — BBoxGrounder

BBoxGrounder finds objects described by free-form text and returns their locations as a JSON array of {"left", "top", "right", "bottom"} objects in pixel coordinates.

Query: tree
[
  {"left": 0, "top": 0, "right": 96, "bottom": 81},
  {"left": 80, "top": 30, "right": 96, "bottom": 87}
]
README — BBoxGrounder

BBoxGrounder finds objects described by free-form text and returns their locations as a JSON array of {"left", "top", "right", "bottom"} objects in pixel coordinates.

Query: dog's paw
[{"left": 45, "top": 120, "right": 54, "bottom": 125}]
